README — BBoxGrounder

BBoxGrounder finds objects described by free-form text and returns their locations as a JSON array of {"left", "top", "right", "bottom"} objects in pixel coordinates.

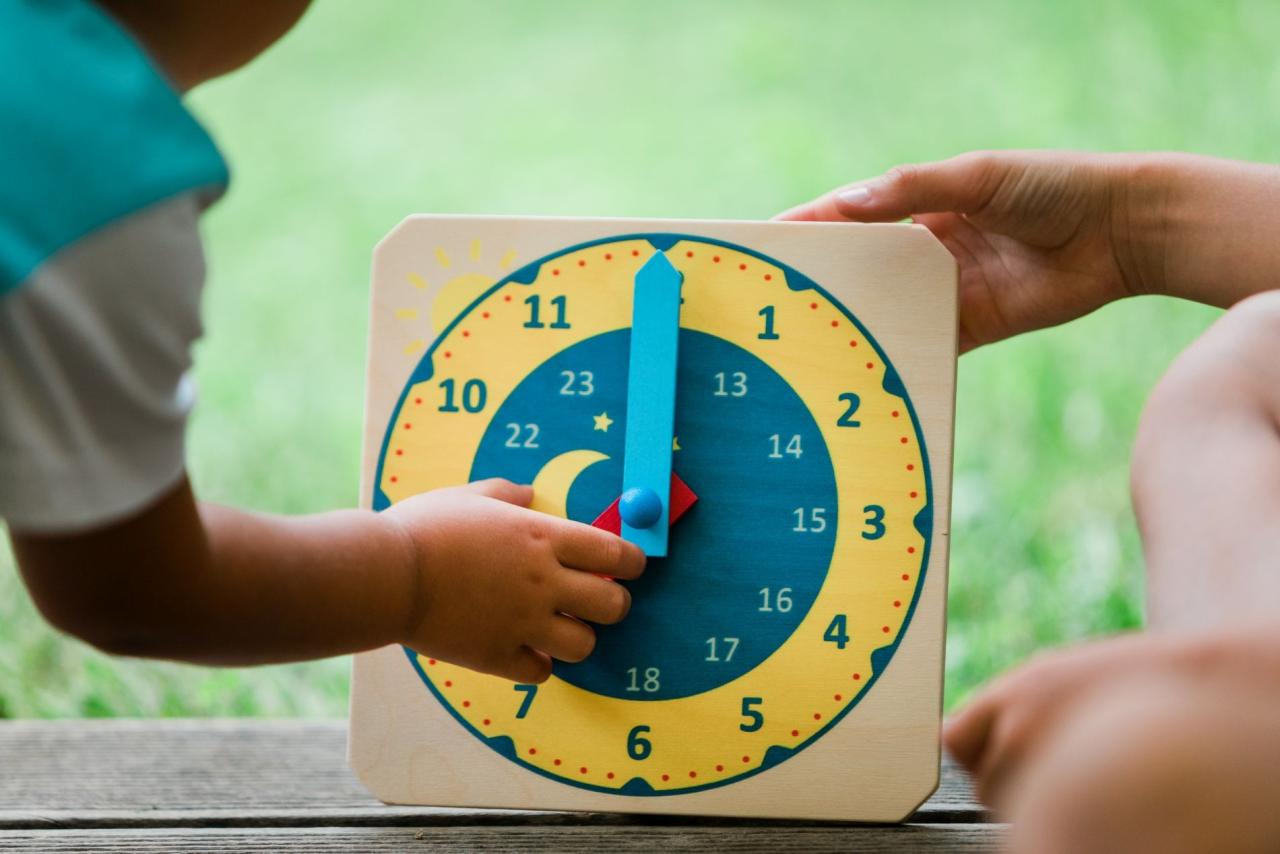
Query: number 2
[{"left": 836, "top": 392, "right": 861, "bottom": 427}]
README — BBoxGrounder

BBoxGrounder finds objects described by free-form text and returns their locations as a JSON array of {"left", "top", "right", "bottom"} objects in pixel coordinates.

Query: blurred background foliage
[{"left": 2, "top": 0, "right": 1272, "bottom": 717}]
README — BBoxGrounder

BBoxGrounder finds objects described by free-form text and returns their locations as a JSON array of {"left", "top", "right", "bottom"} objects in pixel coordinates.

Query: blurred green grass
[{"left": 1, "top": 0, "right": 1268, "bottom": 717}]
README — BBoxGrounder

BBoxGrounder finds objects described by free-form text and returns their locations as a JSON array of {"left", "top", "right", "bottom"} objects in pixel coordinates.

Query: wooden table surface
[{"left": 0, "top": 720, "right": 1003, "bottom": 851}]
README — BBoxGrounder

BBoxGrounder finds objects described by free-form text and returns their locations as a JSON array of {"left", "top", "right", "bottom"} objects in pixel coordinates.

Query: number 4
[{"left": 823, "top": 615, "right": 849, "bottom": 649}]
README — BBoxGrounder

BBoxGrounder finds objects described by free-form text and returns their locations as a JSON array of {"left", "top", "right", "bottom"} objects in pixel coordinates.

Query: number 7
[{"left": 513, "top": 683, "right": 537, "bottom": 719}]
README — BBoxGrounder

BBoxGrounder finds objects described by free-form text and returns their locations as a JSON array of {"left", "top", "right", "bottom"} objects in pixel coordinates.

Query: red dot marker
[
  {"left": 834, "top": 694, "right": 842, "bottom": 702},
  {"left": 849, "top": 340, "right": 858, "bottom": 347},
  {"left": 686, "top": 251, "right": 694, "bottom": 258},
  {"left": 910, "top": 491, "right": 918, "bottom": 498},
  {"left": 427, "top": 659, "right": 436, "bottom": 665},
  {"left": 902, "top": 573, "right": 910, "bottom": 581},
  {"left": 578, "top": 259, "right": 586, "bottom": 267},
  {"left": 791, "top": 729, "right": 799, "bottom": 737},
  {"left": 504, "top": 295, "right": 512, "bottom": 302},
  {"left": 764, "top": 274, "right": 772, "bottom": 281},
  {"left": 716, "top": 764, "right": 724, "bottom": 772},
  {"left": 738, "top": 263, "right": 747, "bottom": 270},
  {"left": 713, "top": 256, "right": 721, "bottom": 263},
  {"left": 813, "top": 713, "right": 822, "bottom": 721},
  {"left": 866, "top": 362, "right": 874, "bottom": 369},
  {"left": 632, "top": 250, "right": 640, "bottom": 256},
  {"left": 529, "top": 748, "right": 537, "bottom": 755},
  {"left": 552, "top": 269, "right": 560, "bottom": 276},
  {"left": 482, "top": 311, "right": 490, "bottom": 319},
  {"left": 688, "top": 771, "right": 697, "bottom": 778},
  {"left": 900, "top": 437, "right": 909, "bottom": 444},
  {"left": 894, "top": 600, "right": 902, "bottom": 608},
  {"left": 907, "top": 546, "right": 916, "bottom": 554},
  {"left": 414, "top": 397, "right": 423, "bottom": 404},
  {"left": 395, "top": 449, "right": 403, "bottom": 456},
  {"left": 554, "top": 759, "right": 562, "bottom": 766},
  {"left": 830, "top": 320, "right": 838, "bottom": 328},
  {"left": 462, "top": 330, "right": 470, "bottom": 337},
  {"left": 882, "top": 626, "right": 891, "bottom": 634},
  {"left": 907, "top": 463, "right": 915, "bottom": 471},
  {"left": 444, "top": 680, "right": 452, "bottom": 687},
  {"left": 810, "top": 302, "right": 818, "bottom": 309},
  {"left": 605, "top": 253, "right": 613, "bottom": 260},
  {"left": 742, "top": 756, "right": 751, "bottom": 763},
  {"left": 607, "top": 772, "right": 615, "bottom": 779},
  {"left": 482, "top": 719, "right": 490, "bottom": 726},
  {"left": 891, "top": 410, "right": 900, "bottom": 418},
  {"left": 853, "top": 673, "right": 862, "bottom": 681},
  {"left": 389, "top": 476, "right": 397, "bottom": 483},
  {"left": 580, "top": 767, "right": 588, "bottom": 774},
  {"left": 662, "top": 774, "right": 670, "bottom": 781}
]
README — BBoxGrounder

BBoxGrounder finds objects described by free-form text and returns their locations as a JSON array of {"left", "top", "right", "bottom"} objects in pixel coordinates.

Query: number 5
[{"left": 740, "top": 697, "right": 764, "bottom": 732}]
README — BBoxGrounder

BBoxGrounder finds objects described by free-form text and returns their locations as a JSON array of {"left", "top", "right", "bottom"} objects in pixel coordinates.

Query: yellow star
[
  {"left": 593, "top": 412, "right": 614, "bottom": 432},
  {"left": 672, "top": 436, "right": 682, "bottom": 451}
]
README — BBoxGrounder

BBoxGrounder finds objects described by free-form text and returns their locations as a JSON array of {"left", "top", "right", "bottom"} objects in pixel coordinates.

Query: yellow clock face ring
[{"left": 372, "top": 234, "right": 932, "bottom": 795}]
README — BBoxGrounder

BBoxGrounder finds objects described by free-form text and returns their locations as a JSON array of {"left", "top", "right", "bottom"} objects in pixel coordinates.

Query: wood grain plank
[
  {"left": 0, "top": 720, "right": 985, "bottom": 829},
  {"left": 0, "top": 824, "right": 1006, "bottom": 852}
]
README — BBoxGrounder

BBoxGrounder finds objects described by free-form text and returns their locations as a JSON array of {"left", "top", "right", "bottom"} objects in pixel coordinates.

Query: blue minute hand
[{"left": 619, "top": 250, "right": 684, "bottom": 557}]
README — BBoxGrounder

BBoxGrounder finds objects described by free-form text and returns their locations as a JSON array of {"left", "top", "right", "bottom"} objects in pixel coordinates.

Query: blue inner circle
[{"left": 471, "top": 329, "right": 837, "bottom": 700}]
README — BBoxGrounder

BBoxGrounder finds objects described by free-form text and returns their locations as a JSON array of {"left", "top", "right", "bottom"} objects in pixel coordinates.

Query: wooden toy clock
[{"left": 350, "top": 216, "right": 957, "bottom": 822}]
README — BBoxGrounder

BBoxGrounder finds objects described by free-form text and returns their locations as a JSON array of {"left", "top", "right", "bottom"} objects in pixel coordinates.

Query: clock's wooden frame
[{"left": 350, "top": 216, "right": 957, "bottom": 822}]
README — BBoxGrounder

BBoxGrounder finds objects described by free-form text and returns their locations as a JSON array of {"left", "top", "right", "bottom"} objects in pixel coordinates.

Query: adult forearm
[{"left": 1120, "top": 154, "right": 1280, "bottom": 307}]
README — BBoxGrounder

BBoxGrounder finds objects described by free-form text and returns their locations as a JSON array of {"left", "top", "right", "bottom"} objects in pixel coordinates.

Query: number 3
[{"left": 861, "top": 504, "right": 885, "bottom": 540}]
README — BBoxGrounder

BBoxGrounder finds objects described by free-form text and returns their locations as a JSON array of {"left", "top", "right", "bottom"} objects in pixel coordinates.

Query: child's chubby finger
[
  {"left": 531, "top": 614, "right": 597, "bottom": 664},
  {"left": 551, "top": 520, "right": 646, "bottom": 580},
  {"left": 554, "top": 569, "right": 632, "bottom": 625},
  {"left": 500, "top": 647, "right": 553, "bottom": 684},
  {"left": 461, "top": 477, "right": 533, "bottom": 506}
]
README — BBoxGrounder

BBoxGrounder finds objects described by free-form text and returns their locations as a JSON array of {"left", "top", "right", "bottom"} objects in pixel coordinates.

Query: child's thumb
[{"left": 464, "top": 478, "right": 534, "bottom": 507}]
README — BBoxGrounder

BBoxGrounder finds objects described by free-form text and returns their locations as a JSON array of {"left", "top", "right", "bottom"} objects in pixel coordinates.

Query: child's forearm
[
  {"left": 1124, "top": 154, "right": 1280, "bottom": 308},
  {"left": 13, "top": 478, "right": 417, "bottom": 665}
]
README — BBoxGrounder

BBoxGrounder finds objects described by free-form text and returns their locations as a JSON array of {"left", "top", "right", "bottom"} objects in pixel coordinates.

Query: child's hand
[
  {"left": 384, "top": 478, "right": 646, "bottom": 684},
  {"left": 779, "top": 151, "right": 1144, "bottom": 352}
]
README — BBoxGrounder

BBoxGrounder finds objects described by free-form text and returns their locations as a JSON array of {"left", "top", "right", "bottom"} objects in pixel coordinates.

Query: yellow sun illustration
[{"left": 396, "top": 239, "right": 516, "bottom": 356}]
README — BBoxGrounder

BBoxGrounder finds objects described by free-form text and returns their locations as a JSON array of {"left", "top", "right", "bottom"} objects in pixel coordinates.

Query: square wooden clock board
[{"left": 350, "top": 216, "right": 957, "bottom": 822}]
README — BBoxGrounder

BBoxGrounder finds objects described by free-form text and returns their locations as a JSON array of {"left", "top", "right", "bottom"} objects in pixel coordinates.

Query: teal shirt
[{"left": 0, "top": 0, "right": 229, "bottom": 296}]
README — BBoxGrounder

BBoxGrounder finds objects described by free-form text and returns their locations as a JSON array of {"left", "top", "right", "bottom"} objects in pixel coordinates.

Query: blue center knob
[{"left": 619, "top": 487, "right": 663, "bottom": 529}]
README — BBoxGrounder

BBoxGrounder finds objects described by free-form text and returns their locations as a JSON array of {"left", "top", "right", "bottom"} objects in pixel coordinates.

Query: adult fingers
[
  {"left": 532, "top": 615, "right": 597, "bottom": 664},
  {"left": 554, "top": 570, "right": 631, "bottom": 625},
  {"left": 552, "top": 521, "right": 646, "bottom": 580},
  {"left": 462, "top": 478, "right": 533, "bottom": 507},
  {"left": 776, "top": 151, "right": 1012, "bottom": 224},
  {"left": 943, "top": 689, "right": 1002, "bottom": 773}
]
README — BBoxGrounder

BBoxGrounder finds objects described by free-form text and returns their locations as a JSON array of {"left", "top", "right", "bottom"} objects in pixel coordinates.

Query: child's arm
[
  {"left": 779, "top": 152, "right": 1280, "bottom": 350},
  {"left": 12, "top": 475, "right": 642, "bottom": 683}
]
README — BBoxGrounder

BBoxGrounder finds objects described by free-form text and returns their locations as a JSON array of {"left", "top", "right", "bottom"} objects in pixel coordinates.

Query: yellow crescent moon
[{"left": 529, "top": 450, "right": 610, "bottom": 518}]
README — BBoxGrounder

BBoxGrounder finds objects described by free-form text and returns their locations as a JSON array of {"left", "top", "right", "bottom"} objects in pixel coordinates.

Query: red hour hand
[{"left": 592, "top": 474, "right": 697, "bottom": 535}]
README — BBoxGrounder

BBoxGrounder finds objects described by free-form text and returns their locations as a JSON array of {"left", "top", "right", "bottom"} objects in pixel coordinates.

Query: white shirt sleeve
[{"left": 0, "top": 194, "right": 206, "bottom": 533}]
